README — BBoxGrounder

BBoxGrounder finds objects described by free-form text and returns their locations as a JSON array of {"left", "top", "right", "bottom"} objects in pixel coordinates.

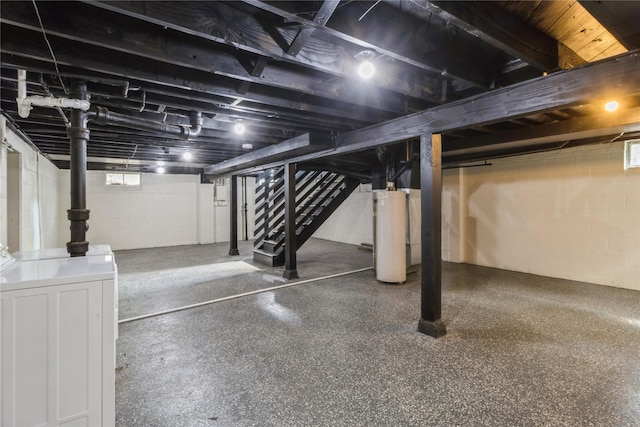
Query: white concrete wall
[
  {"left": 57, "top": 171, "right": 254, "bottom": 251},
  {"left": 317, "top": 142, "right": 639, "bottom": 291},
  {"left": 461, "top": 141, "right": 639, "bottom": 291},
  {"left": 0, "top": 117, "right": 59, "bottom": 252},
  {"left": 313, "top": 183, "right": 373, "bottom": 246}
]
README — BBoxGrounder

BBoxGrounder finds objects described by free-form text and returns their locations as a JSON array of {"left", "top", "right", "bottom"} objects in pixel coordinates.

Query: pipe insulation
[{"left": 118, "top": 266, "right": 373, "bottom": 324}]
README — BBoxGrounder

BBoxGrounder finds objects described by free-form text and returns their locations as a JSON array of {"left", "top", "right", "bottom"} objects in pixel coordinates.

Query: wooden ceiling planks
[{"left": 503, "top": 0, "right": 627, "bottom": 64}]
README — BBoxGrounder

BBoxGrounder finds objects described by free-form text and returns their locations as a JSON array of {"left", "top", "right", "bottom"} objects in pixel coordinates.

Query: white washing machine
[{"left": 1, "top": 247, "right": 117, "bottom": 427}]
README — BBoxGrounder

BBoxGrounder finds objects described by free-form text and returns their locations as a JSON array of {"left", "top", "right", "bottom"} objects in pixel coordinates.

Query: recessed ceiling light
[
  {"left": 604, "top": 100, "right": 619, "bottom": 112},
  {"left": 157, "top": 167, "right": 166, "bottom": 174},
  {"left": 183, "top": 151, "right": 193, "bottom": 160},
  {"left": 242, "top": 143, "right": 253, "bottom": 150},
  {"left": 234, "top": 123, "right": 245, "bottom": 135}
]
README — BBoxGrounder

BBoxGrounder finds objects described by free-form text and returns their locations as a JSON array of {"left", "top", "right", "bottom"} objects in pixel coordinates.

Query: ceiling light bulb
[
  {"left": 242, "top": 143, "right": 253, "bottom": 150},
  {"left": 183, "top": 151, "right": 192, "bottom": 160},
  {"left": 157, "top": 161, "right": 165, "bottom": 166},
  {"left": 358, "top": 60, "right": 375, "bottom": 79},
  {"left": 157, "top": 167, "right": 166, "bottom": 174},
  {"left": 234, "top": 123, "right": 246, "bottom": 135},
  {"left": 604, "top": 101, "right": 619, "bottom": 112}
]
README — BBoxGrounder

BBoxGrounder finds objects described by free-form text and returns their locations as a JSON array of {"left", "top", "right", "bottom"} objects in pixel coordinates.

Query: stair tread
[{"left": 253, "top": 247, "right": 279, "bottom": 257}]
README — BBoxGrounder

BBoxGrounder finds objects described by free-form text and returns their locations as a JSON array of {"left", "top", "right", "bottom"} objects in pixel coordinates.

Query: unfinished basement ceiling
[{"left": 1, "top": 1, "right": 639, "bottom": 177}]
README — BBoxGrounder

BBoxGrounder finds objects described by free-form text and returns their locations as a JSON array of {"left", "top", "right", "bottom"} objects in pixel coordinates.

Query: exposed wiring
[
  {"left": 358, "top": 0, "right": 381, "bottom": 21},
  {"left": 139, "top": 90, "right": 146, "bottom": 112},
  {"left": 126, "top": 144, "right": 139, "bottom": 168},
  {"left": 38, "top": 74, "right": 70, "bottom": 127},
  {"left": 31, "top": 0, "right": 67, "bottom": 95}
]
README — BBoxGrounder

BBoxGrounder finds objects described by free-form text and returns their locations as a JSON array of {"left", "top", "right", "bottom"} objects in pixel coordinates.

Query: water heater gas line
[{"left": 16, "top": 70, "right": 91, "bottom": 118}]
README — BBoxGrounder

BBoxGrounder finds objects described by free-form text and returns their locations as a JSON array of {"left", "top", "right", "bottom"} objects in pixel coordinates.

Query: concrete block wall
[
  {"left": 0, "top": 117, "right": 59, "bottom": 252},
  {"left": 461, "top": 141, "right": 639, "bottom": 291},
  {"left": 318, "top": 142, "right": 639, "bottom": 291},
  {"left": 313, "top": 183, "right": 373, "bottom": 246},
  {"left": 57, "top": 171, "right": 255, "bottom": 251}
]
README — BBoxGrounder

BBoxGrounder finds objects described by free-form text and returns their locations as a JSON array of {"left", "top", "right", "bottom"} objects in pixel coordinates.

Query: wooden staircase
[{"left": 253, "top": 166, "right": 360, "bottom": 266}]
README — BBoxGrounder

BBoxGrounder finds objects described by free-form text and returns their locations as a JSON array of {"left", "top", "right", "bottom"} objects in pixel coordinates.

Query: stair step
[
  {"left": 253, "top": 247, "right": 280, "bottom": 267},
  {"left": 262, "top": 239, "right": 279, "bottom": 252}
]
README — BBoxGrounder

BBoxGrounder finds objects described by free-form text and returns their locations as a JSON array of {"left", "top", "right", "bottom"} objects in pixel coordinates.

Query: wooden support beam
[
  {"left": 237, "top": 56, "right": 269, "bottom": 94},
  {"left": 202, "top": 51, "right": 640, "bottom": 174},
  {"left": 204, "top": 133, "right": 333, "bottom": 177},
  {"left": 417, "top": 133, "right": 445, "bottom": 338},
  {"left": 82, "top": 1, "right": 442, "bottom": 103},
  {"left": 245, "top": 0, "right": 491, "bottom": 89},
  {"left": 229, "top": 175, "right": 240, "bottom": 255},
  {"left": 428, "top": 1, "right": 559, "bottom": 71},
  {"left": 287, "top": 0, "right": 340, "bottom": 56},
  {"left": 0, "top": 5, "right": 408, "bottom": 114},
  {"left": 283, "top": 162, "right": 299, "bottom": 279},
  {"left": 443, "top": 106, "right": 640, "bottom": 157}
]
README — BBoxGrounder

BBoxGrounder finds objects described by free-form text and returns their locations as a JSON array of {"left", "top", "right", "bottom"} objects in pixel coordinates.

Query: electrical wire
[{"left": 31, "top": 0, "right": 67, "bottom": 94}]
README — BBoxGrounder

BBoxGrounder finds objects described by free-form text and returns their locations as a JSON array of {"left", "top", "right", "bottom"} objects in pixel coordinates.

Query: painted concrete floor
[{"left": 115, "top": 238, "right": 640, "bottom": 426}]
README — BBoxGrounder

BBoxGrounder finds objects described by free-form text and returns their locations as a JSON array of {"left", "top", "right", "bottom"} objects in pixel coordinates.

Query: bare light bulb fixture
[
  {"left": 157, "top": 160, "right": 165, "bottom": 166},
  {"left": 183, "top": 151, "right": 193, "bottom": 161},
  {"left": 355, "top": 50, "right": 376, "bottom": 79},
  {"left": 234, "top": 122, "right": 246, "bottom": 135},
  {"left": 157, "top": 166, "right": 166, "bottom": 174},
  {"left": 604, "top": 100, "right": 619, "bottom": 112},
  {"left": 358, "top": 61, "right": 375, "bottom": 79}
]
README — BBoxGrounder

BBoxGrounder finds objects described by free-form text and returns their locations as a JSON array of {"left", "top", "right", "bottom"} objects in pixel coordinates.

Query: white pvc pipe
[
  {"left": 17, "top": 70, "right": 27, "bottom": 100},
  {"left": 16, "top": 69, "right": 91, "bottom": 118},
  {"left": 118, "top": 266, "right": 373, "bottom": 324},
  {"left": 25, "top": 96, "right": 90, "bottom": 110}
]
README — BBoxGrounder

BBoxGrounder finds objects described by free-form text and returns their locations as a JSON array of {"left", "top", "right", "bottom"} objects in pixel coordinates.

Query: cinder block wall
[
  {"left": 458, "top": 141, "right": 639, "bottom": 290},
  {"left": 57, "top": 171, "right": 255, "bottom": 251},
  {"left": 319, "top": 141, "right": 639, "bottom": 291}
]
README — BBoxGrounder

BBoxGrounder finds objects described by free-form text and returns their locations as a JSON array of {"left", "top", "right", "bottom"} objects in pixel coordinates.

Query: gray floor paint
[{"left": 115, "top": 238, "right": 640, "bottom": 426}]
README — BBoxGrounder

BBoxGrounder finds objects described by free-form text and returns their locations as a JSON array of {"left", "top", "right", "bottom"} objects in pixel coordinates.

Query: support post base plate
[{"left": 417, "top": 318, "right": 447, "bottom": 338}]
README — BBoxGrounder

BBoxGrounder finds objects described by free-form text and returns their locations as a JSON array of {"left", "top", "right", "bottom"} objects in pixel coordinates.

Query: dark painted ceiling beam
[
  {"left": 1, "top": 57, "right": 392, "bottom": 125},
  {"left": 204, "top": 51, "right": 640, "bottom": 174},
  {"left": 0, "top": 6, "right": 408, "bottom": 114},
  {"left": 203, "top": 133, "right": 334, "bottom": 176},
  {"left": 443, "top": 106, "right": 640, "bottom": 156},
  {"left": 243, "top": 0, "right": 492, "bottom": 89},
  {"left": 425, "top": 0, "right": 559, "bottom": 71},
  {"left": 287, "top": 0, "right": 340, "bottom": 56},
  {"left": 578, "top": 0, "right": 640, "bottom": 50},
  {"left": 81, "top": 0, "right": 442, "bottom": 103}
]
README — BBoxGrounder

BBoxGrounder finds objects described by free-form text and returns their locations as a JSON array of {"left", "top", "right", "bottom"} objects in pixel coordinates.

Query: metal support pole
[
  {"left": 283, "top": 162, "right": 298, "bottom": 279},
  {"left": 417, "top": 133, "right": 446, "bottom": 338},
  {"left": 242, "top": 176, "right": 248, "bottom": 240},
  {"left": 229, "top": 175, "right": 240, "bottom": 256},
  {"left": 66, "top": 81, "right": 90, "bottom": 257}
]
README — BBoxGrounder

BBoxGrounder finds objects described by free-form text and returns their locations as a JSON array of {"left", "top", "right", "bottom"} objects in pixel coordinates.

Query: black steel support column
[
  {"left": 66, "top": 81, "right": 90, "bottom": 257},
  {"left": 283, "top": 162, "right": 299, "bottom": 279},
  {"left": 417, "top": 133, "right": 446, "bottom": 338},
  {"left": 229, "top": 175, "right": 240, "bottom": 255}
]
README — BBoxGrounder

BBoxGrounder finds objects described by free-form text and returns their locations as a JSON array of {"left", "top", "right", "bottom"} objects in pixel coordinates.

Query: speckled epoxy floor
[{"left": 115, "top": 238, "right": 640, "bottom": 426}]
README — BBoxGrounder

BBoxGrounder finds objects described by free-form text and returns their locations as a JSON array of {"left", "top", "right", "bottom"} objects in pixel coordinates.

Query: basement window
[
  {"left": 625, "top": 139, "right": 640, "bottom": 170},
  {"left": 106, "top": 172, "right": 141, "bottom": 186}
]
